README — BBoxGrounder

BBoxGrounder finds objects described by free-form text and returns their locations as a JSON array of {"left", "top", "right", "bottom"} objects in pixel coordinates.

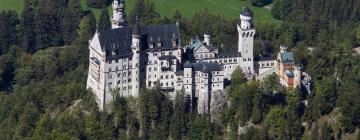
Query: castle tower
[
  {"left": 112, "top": 0, "right": 127, "bottom": 29},
  {"left": 237, "top": 7, "right": 255, "bottom": 74},
  {"left": 204, "top": 31, "right": 211, "bottom": 46},
  {"left": 280, "top": 45, "right": 288, "bottom": 53},
  {"left": 294, "top": 65, "right": 302, "bottom": 88},
  {"left": 183, "top": 61, "right": 193, "bottom": 95},
  {"left": 131, "top": 21, "right": 140, "bottom": 97}
]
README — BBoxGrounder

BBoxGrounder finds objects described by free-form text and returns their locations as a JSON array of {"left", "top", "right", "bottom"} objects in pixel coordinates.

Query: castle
[{"left": 86, "top": 0, "right": 311, "bottom": 113}]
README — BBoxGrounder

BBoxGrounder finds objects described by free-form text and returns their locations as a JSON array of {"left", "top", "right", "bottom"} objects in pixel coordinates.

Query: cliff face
[{"left": 210, "top": 90, "right": 228, "bottom": 120}]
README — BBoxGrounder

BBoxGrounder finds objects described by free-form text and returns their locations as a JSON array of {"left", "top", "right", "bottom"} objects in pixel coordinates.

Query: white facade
[
  {"left": 86, "top": 3, "right": 307, "bottom": 114},
  {"left": 112, "top": 0, "right": 127, "bottom": 29}
]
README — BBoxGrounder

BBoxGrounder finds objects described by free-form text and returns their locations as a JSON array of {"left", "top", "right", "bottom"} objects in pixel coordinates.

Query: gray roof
[
  {"left": 189, "top": 37, "right": 217, "bottom": 52},
  {"left": 90, "top": 57, "right": 101, "bottom": 65},
  {"left": 98, "top": 24, "right": 180, "bottom": 61},
  {"left": 241, "top": 7, "right": 253, "bottom": 17},
  {"left": 281, "top": 52, "right": 294, "bottom": 64},
  {"left": 217, "top": 51, "right": 241, "bottom": 58},
  {"left": 285, "top": 70, "right": 294, "bottom": 77},
  {"left": 175, "top": 70, "right": 184, "bottom": 76},
  {"left": 184, "top": 61, "right": 192, "bottom": 68},
  {"left": 158, "top": 55, "right": 177, "bottom": 60},
  {"left": 193, "top": 62, "right": 222, "bottom": 73},
  {"left": 258, "top": 56, "right": 275, "bottom": 61}
]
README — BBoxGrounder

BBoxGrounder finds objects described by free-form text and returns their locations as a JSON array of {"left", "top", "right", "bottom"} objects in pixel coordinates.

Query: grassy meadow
[{"left": 0, "top": 0, "right": 280, "bottom": 24}]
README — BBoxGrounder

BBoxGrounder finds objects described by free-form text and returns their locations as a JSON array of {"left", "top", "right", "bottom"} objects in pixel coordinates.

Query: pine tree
[
  {"left": 271, "top": 0, "right": 292, "bottom": 20},
  {"left": 170, "top": 91, "right": 187, "bottom": 139},
  {"left": 98, "top": 7, "right": 111, "bottom": 32},
  {"left": 77, "top": 12, "right": 97, "bottom": 47},
  {"left": 61, "top": 0, "right": 82, "bottom": 45},
  {"left": 20, "top": 0, "right": 36, "bottom": 53},
  {"left": 35, "top": 0, "right": 63, "bottom": 50},
  {"left": 0, "top": 11, "right": 19, "bottom": 54}
]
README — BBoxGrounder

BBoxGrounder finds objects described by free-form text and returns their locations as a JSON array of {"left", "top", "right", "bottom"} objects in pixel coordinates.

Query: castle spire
[{"left": 112, "top": 0, "right": 127, "bottom": 29}]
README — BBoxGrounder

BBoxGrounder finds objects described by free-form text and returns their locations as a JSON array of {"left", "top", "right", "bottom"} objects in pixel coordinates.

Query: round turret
[
  {"left": 280, "top": 45, "right": 288, "bottom": 53},
  {"left": 240, "top": 7, "right": 253, "bottom": 30},
  {"left": 204, "top": 30, "right": 211, "bottom": 46}
]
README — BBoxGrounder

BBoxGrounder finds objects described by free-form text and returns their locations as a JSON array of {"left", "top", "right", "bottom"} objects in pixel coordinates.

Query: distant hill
[{"left": 1, "top": 0, "right": 279, "bottom": 25}]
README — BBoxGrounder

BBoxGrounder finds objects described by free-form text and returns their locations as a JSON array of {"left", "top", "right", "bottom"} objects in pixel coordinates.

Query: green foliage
[
  {"left": 98, "top": 7, "right": 111, "bottom": 32},
  {"left": 62, "top": 0, "right": 83, "bottom": 45},
  {"left": 0, "top": 10, "right": 19, "bottom": 54},
  {"left": 129, "top": 0, "right": 160, "bottom": 25},
  {"left": 77, "top": 12, "right": 97, "bottom": 47},
  {"left": 271, "top": 0, "right": 292, "bottom": 20},
  {"left": 187, "top": 117, "right": 221, "bottom": 140},
  {"left": 87, "top": 0, "right": 107, "bottom": 8},
  {"left": 250, "top": 0, "right": 272, "bottom": 7}
]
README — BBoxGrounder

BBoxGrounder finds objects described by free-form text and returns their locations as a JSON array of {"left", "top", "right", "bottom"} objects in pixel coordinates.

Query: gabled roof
[
  {"left": 188, "top": 37, "right": 202, "bottom": 51},
  {"left": 189, "top": 37, "right": 217, "bottom": 53},
  {"left": 281, "top": 52, "right": 294, "bottom": 64},
  {"left": 98, "top": 24, "right": 180, "bottom": 61}
]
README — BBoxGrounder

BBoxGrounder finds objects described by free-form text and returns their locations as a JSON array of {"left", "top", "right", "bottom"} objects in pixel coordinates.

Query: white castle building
[{"left": 86, "top": 0, "right": 311, "bottom": 113}]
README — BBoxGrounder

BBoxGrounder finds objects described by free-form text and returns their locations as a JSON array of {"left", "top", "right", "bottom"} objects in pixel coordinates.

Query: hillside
[{"left": 1, "top": 0, "right": 279, "bottom": 24}]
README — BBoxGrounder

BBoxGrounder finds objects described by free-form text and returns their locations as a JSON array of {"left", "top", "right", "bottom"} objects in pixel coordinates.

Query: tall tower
[
  {"left": 112, "top": 0, "right": 127, "bottom": 29},
  {"left": 131, "top": 21, "right": 140, "bottom": 97},
  {"left": 237, "top": 7, "right": 255, "bottom": 74}
]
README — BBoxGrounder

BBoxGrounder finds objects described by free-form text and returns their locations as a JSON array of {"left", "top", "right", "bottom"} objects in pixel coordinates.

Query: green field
[
  {"left": 1, "top": 0, "right": 279, "bottom": 24},
  {"left": 0, "top": 0, "right": 24, "bottom": 13}
]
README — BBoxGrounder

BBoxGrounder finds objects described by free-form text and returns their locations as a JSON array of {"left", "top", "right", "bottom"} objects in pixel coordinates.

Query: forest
[{"left": 0, "top": 0, "right": 359, "bottom": 139}]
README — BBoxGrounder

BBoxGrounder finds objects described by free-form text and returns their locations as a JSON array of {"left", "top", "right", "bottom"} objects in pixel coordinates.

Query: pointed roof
[{"left": 241, "top": 7, "right": 253, "bottom": 17}]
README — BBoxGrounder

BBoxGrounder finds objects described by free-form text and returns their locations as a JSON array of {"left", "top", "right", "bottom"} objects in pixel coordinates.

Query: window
[
  {"left": 149, "top": 68, "right": 152, "bottom": 71},
  {"left": 171, "top": 82, "right": 174, "bottom": 85},
  {"left": 116, "top": 66, "right": 118, "bottom": 71},
  {"left": 117, "top": 80, "right": 121, "bottom": 84},
  {"left": 123, "top": 87, "right": 127, "bottom": 90},
  {"left": 109, "top": 67, "right": 112, "bottom": 71},
  {"left": 171, "top": 75, "right": 174, "bottom": 79},
  {"left": 160, "top": 76, "right": 163, "bottom": 79},
  {"left": 118, "top": 73, "right": 121, "bottom": 77},
  {"left": 154, "top": 61, "right": 158, "bottom": 64},
  {"left": 166, "top": 75, "right": 169, "bottom": 79},
  {"left": 108, "top": 82, "right": 112, "bottom": 86},
  {"left": 243, "top": 59, "right": 246, "bottom": 61},
  {"left": 166, "top": 82, "right": 169, "bottom": 86},
  {"left": 154, "top": 52, "right": 158, "bottom": 56},
  {"left": 248, "top": 58, "right": 251, "bottom": 61},
  {"left": 128, "top": 78, "right": 131, "bottom": 82},
  {"left": 169, "top": 52, "right": 173, "bottom": 55},
  {"left": 161, "top": 83, "right": 163, "bottom": 86},
  {"left": 128, "top": 72, "right": 132, "bottom": 75},
  {"left": 108, "top": 74, "right": 112, "bottom": 79}
]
